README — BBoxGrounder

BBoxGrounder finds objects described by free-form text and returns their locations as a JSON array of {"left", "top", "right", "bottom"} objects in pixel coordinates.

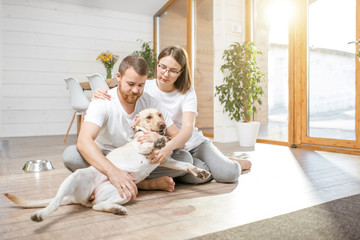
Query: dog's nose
[{"left": 158, "top": 122, "right": 166, "bottom": 130}]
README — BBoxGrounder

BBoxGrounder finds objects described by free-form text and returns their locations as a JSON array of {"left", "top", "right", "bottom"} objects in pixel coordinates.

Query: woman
[{"left": 94, "top": 46, "right": 251, "bottom": 187}]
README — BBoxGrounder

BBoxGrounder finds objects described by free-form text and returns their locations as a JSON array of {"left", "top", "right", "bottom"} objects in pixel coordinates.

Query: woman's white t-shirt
[
  {"left": 144, "top": 79, "right": 208, "bottom": 151},
  {"left": 84, "top": 87, "right": 174, "bottom": 151}
]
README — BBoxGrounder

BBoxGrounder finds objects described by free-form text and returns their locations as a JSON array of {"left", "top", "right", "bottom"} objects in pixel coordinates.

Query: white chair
[
  {"left": 86, "top": 73, "right": 110, "bottom": 91},
  {"left": 64, "top": 77, "right": 90, "bottom": 142}
]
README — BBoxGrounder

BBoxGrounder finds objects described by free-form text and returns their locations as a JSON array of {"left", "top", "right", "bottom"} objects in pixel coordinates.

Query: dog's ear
[{"left": 131, "top": 114, "right": 140, "bottom": 129}]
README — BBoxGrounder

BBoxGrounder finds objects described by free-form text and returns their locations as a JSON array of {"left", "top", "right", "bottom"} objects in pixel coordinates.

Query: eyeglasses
[{"left": 158, "top": 63, "right": 182, "bottom": 77}]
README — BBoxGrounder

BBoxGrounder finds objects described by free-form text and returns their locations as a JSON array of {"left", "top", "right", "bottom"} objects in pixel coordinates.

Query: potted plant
[
  {"left": 96, "top": 51, "right": 119, "bottom": 79},
  {"left": 215, "top": 41, "right": 264, "bottom": 147},
  {"left": 132, "top": 39, "right": 157, "bottom": 78}
]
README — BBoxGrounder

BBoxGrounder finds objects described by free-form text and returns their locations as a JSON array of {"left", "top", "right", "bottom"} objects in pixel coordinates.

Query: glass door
[
  {"left": 253, "top": 0, "right": 291, "bottom": 143},
  {"left": 298, "top": 0, "right": 360, "bottom": 149}
]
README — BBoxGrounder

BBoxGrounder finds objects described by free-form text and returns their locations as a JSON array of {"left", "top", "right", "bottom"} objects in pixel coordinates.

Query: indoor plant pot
[
  {"left": 215, "top": 41, "right": 264, "bottom": 147},
  {"left": 236, "top": 121, "right": 261, "bottom": 147}
]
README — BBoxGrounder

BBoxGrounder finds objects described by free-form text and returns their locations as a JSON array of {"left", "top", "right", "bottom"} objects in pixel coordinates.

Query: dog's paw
[
  {"left": 154, "top": 137, "right": 167, "bottom": 149},
  {"left": 31, "top": 212, "right": 44, "bottom": 222},
  {"left": 189, "top": 167, "right": 211, "bottom": 180},
  {"left": 113, "top": 206, "right": 127, "bottom": 215},
  {"left": 197, "top": 169, "right": 211, "bottom": 180}
]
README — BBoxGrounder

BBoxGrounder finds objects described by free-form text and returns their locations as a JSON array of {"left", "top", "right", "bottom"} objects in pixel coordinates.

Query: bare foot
[
  {"left": 137, "top": 176, "right": 175, "bottom": 192},
  {"left": 229, "top": 157, "right": 252, "bottom": 173}
]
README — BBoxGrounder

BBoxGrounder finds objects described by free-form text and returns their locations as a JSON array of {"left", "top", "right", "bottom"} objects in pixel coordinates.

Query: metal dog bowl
[{"left": 22, "top": 160, "right": 54, "bottom": 172}]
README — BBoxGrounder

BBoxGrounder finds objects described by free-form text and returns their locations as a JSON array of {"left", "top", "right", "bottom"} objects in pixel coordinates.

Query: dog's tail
[{"left": 3, "top": 193, "right": 52, "bottom": 208}]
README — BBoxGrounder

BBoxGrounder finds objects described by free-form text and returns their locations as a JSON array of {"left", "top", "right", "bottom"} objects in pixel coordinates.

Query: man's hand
[{"left": 107, "top": 167, "right": 138, "bottom": 200}]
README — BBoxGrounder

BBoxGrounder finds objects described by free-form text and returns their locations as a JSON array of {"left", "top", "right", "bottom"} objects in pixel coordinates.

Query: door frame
[{"left": 294, "top": 0, "right": 360, "bottom": 152}]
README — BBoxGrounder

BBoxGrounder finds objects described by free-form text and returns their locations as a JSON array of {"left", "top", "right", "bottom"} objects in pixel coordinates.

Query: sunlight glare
[
  {"left": 267, "top": 0, "right": 294, "bottom": 44},
  {"left": 267, "top": 0, "right": 294, "bottom": 23}
]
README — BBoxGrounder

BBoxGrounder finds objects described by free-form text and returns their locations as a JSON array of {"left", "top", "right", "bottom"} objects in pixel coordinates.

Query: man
[{"left": 62, "top": 55, "right": 192, "bottom": 200}]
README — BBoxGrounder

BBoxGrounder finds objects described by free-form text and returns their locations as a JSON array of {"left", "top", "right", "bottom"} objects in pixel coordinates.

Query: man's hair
[
  {"left": 118, "top": 55, "right": 149, "bottom": 77},
  {"left": 156, "top": 46, "right": 192, "bottom": 94}
]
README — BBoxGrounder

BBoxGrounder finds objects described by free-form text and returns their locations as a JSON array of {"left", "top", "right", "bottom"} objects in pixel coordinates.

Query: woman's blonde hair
[{"left": 156, "top": 46, "right": 192, "bottom": 94}]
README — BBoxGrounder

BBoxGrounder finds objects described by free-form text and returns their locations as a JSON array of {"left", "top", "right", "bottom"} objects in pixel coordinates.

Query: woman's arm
[
  {"left": 146, "top": 112, "right": 195, "bottom": 164},
  {"left": 92, "top": 88, "right": 111, "bottom": 100},
  {"left": 166, "top": 111, "right": 195, "bottom": 149}
]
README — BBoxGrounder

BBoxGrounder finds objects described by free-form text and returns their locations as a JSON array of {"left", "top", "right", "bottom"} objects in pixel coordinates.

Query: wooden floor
[{"left": 1, "top": 135, "right": 360, "bottom": 240}]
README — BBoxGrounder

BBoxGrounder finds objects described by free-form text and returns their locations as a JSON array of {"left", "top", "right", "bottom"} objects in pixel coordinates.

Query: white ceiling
[{"left": 49, "top": 0, "right": 169, "bottom": 15}]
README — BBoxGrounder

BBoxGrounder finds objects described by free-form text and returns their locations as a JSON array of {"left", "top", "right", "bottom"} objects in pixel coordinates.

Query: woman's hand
[
  {"left": 137, "top": 131, "right": 162, "bottom": 144},
  {"left": 92, "top": 88, "right": 111, "bottom": 100},
  {"left": 147, "top": 144, "right": 173, "bottom": 164},
  {"left": 107, "top": 167, "right": 138, "bottom": 200}
]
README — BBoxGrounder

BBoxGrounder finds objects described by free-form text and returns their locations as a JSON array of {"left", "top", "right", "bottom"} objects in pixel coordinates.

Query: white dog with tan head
[{"left": 4, "top": 108, "right": 211, "bottom": 222}]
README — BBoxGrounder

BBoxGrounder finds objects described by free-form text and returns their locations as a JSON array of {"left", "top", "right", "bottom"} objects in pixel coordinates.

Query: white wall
[
  {"left": 1, "top": 0, "right": 153, "bottom": 137},
  {"left": 213, "top": 0, "right": 245, "bottom": 142}
]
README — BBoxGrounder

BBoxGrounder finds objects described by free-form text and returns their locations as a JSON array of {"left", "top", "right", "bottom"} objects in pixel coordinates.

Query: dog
[{"left": 4, "top": 108, "right": 211, "bottom": 222}]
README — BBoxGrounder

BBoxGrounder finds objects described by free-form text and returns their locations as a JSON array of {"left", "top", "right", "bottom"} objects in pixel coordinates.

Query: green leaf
[
  {"left": 132, "top": 39, "right": 157, "bottom": 78},
  {"left": 215, "top": 41, "right": 264, "bottom": 122}
]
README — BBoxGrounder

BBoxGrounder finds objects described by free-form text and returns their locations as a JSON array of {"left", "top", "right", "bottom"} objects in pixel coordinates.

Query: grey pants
[
  {"left": 62, "top": 145, "right": 193, "bottom": 179},
  {"left": 178, "top": 140, "right": 241, "bottom": 184}
]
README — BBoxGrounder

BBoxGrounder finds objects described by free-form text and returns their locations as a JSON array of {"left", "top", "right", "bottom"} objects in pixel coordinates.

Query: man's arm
[{"left": 76, "top": 122, "right": 138, "bottom": 200}]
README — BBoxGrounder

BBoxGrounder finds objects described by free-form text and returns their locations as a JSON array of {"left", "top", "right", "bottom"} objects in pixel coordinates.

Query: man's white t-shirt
[
  {"left": 144, "top": 79, "right": 208, "bottom": 151},
  {"left": 84, "top": 87, "right": 174, "bottom": 151}
]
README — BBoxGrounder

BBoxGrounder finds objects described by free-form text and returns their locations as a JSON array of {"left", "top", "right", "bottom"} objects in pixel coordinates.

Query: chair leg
[
  {"left": 64, "top": 112, "right": 76, "bottom": 143},
  {"left": 77, "top": 112, "right": 84, "bottom": 137}
]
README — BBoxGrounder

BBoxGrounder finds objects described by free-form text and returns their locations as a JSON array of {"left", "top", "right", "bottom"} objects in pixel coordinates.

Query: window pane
[
  {"left": 308, "top": 0, "right": 356, "bottom": 140},
  {"left": 254, "top": 0, "right": 290, "bottom": 142}
]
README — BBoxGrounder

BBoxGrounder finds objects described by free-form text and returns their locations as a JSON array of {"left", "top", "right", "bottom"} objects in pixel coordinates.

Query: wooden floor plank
[{"left": 0, "top": 135, "right": 360, "bottom": 239}]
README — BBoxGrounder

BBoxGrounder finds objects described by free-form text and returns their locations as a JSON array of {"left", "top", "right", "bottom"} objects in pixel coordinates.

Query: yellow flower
[
  {"left": 97, "top": 51, "right": 119, "bottom": 78},
  {"left": 96, "top": 51, "right": 119, "bottom": 69}
]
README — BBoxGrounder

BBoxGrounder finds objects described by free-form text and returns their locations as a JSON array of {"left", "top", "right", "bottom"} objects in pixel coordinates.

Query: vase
[
  {"left": 235, "top": 121, "right": 260, "bottom": 147},
  {"left": 106, "top": 67, "right": 113, "bottom": 79}
]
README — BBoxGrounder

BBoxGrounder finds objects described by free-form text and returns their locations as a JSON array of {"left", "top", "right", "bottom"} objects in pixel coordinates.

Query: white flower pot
[{"left": 236, "top": 121, "right": 261, "bottom": 147}]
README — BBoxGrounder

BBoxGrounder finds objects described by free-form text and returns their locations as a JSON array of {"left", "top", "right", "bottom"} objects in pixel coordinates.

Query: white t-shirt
[
  {"left": 84, "top": 87, "right": 174, "bottom": 151},
  {"left": 144, "top": 79, "right": 208, "bottom": 151}
]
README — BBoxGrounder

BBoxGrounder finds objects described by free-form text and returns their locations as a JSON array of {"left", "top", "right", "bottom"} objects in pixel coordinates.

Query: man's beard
[{"left": 118, "top": 83, "right": 142, "bottom": 104}]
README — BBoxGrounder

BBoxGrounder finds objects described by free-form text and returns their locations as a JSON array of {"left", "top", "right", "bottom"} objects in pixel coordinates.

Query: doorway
[{"left": 295, "top": 0, "right": 360, "bottom": 150}]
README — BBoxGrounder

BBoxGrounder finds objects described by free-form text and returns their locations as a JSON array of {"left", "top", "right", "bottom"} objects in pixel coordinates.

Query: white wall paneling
[
  {"left": 1, "top": 0, "right": 154, "bottom": 137},
  {"left": 213, "top": 0, "right": 245, "bottom": 142}
]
